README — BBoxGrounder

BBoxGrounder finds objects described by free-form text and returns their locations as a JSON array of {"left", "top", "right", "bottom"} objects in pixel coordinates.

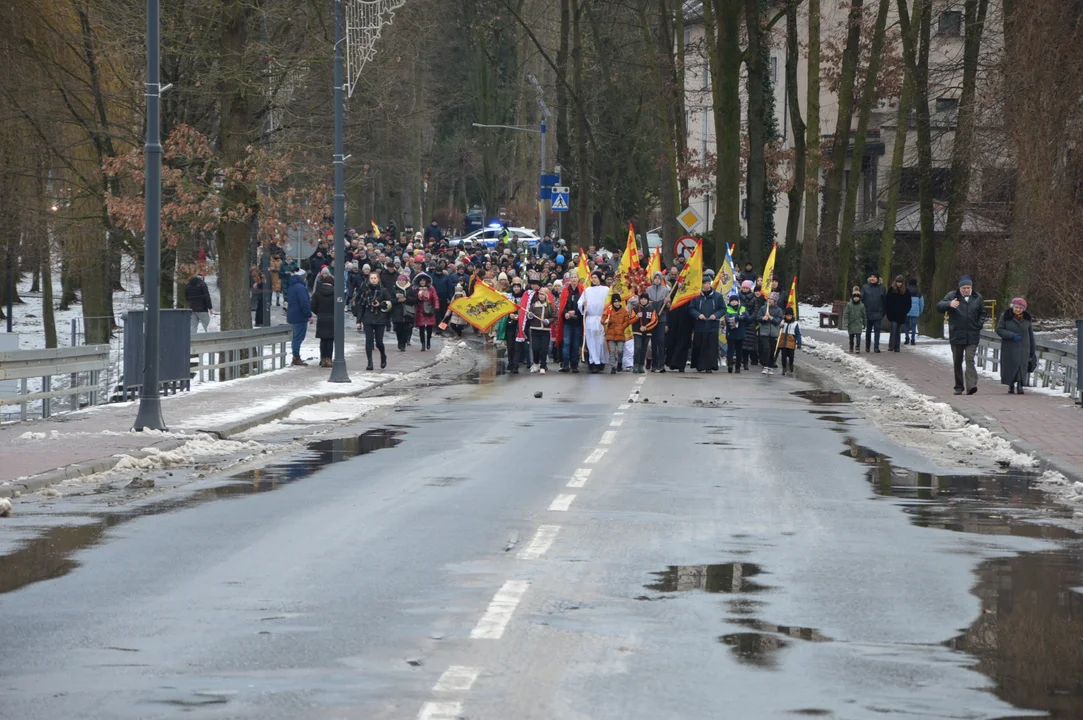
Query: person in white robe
[{"left": 578, "top": 272, "right": 610, "bottom": 372}]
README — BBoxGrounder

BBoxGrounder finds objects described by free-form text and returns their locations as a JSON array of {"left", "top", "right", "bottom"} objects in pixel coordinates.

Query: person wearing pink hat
[{"left": 995, "top": 297, "right": 1036, "bottom": 394}]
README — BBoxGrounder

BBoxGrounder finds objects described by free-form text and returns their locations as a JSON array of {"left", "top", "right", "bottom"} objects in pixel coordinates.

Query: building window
[
  {"left": 770, "top": 55, "right": 778, "bottom": 84},
  {"left": 938, "top": 9, "right": 962, "bottom": 37},
  {"left": 899, "top": 167, "right": 952, "bottom": 203},
  {"left": 935, "top": 97, "right": 959, "bottom": 113}
]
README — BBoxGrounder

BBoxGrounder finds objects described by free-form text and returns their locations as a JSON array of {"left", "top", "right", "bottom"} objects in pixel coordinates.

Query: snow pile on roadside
[
  {"left": 1035, "top": 471, "right": 1083, "bottom": 508},
  {"left": 108, "top": 434, "right": 267, "bottom": 473},
  {"left": 287, "top": 395, "right": 405, "bottom": 423},
  {"left": 806, "top": 340, "right": 1037, "bottom": 469}
]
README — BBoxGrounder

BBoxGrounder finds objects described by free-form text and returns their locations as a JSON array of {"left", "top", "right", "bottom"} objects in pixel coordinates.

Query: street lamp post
[
  {"left": 328, "top": 0, "right": 350, "bottom": 383},
  {"left": 133, "top": 0, "right": 167, "bottom": 431}
]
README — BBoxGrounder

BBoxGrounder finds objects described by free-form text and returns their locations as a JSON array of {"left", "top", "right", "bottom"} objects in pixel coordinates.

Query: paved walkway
[
  {"left": 806, "top": 327, "right": 1083, "bottom": 481},
  {"left": 1, "top": 329, "right": 459, "bottom": 495}
]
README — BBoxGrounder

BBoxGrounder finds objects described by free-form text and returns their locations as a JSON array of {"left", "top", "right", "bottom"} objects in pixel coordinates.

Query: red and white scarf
[{"left": 516, "top": 290, "right": 534, "bottom": 341}]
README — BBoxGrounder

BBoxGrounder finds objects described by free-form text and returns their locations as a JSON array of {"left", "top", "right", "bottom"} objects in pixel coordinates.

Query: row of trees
[{"left": 0, "top": 0, "right": 1080, "bottom": 342}]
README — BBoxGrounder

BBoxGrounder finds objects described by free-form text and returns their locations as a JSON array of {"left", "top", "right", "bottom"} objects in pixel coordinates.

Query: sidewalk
[
  {"left": 1, "top": 329, "right": 465, "bottom": 496},
  {"left": 805, "top": 326, "right": 1083, "bottom": 482}
]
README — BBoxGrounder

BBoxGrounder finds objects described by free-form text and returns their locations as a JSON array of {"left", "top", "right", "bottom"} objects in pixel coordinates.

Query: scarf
[
  {"left": 554, "top": 283, "right": 579, "bottom": 344},
  {"left": 516, "top": 289, "right": 534, "bottom": 341}
]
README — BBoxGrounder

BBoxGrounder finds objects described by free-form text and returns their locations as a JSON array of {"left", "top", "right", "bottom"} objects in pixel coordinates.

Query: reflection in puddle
[
  {"left": 0, "top": 429, "right": 404, "bottom": 596},
  {"left": 841, "top": 437, "right": 1083, "bottom": 717},
  {"left": 719, "top": 632, "right": 790, "bottom": 667},
  {"left": 792, "top": 389, "right": 851, "bottom": 404},
  {"left": 645, "top": 562, "right": 769, "bottom": 594},
  {"left": 944, "top": 550, "right": 1083, "bottom": 716}
]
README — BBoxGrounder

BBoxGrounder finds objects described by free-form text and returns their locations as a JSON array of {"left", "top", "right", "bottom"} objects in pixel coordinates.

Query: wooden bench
[{"left": 819, "top": 300, "right": 845, "bottom": 328}]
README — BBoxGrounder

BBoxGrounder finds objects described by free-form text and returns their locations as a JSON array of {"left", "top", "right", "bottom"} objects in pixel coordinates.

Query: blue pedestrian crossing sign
[{"left": 550, "top": 186, "right": 569, "bottom": 212}]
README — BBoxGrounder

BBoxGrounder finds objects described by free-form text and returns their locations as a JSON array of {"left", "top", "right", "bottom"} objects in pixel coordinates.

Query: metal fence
[
  {"left": 977, "top": 327, "right": 1080, "bottom": 403},
  {"left": 1, "top": 325, "right": 292, "bottom": 420},
  {"left": 0, "top": 345, "right": 111, "bottom": 420}
]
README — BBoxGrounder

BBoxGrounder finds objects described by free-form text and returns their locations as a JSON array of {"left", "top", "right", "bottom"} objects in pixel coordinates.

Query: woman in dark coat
[
  {"left": 995, "top": 297, "right": 1036, "bottom": 394},
  {"left": 310, "top": 269, "right": 337, "bottom": 367},
  {"left": 884, "top": 274, "right": 911, "bottom": 352},
  {"left": 357, "top": 271, "right": 393, "bottom": 370}
]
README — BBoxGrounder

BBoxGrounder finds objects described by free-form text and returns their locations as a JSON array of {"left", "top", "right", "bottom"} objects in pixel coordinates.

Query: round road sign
[{"left": 675, "top": 236, "right": 698, "bottom": 259}]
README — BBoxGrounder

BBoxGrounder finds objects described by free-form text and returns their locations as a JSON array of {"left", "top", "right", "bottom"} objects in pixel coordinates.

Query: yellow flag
[
  {"left": 761, "top": 242, "right": 777, "bottom": 298},
  {"left": 371, "top": 220, "right": 381, "bottom": 236},
  {"left": 448, "top": 280, "right": 519, "bottom": 332},
  {"left": 610, "top": 224, "right": 639, "bottom": 300},
  {"left": 713, "top": 242, "right": 737, "bottom": 297},
  {"left": 577, "top": 249, "right": 591, "bottom": 288},
  {"left": 646, "top": 246, "right": 662, "bottom": 280},
  {"left": 671, "top": 241, "right": 703, "bottom": 309},
  {"left": 786, "top": 276, "right": 798, "bottom": 319}
]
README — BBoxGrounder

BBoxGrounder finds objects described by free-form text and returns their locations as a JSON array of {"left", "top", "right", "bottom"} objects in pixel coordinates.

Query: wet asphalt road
[{"left": 1, "top": 356, "right": 1081, "bottom": 719}]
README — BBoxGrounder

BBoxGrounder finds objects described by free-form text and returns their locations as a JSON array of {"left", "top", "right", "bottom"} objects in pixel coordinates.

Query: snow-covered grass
[{"left": 805, "top": 339, "right": 1037, "bottom": 470}]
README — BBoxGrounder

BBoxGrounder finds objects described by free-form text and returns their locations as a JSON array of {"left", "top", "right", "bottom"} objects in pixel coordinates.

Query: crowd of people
[
  {"left": 231, "top": 223, "right": 1037, "bottom": 398},
  {"left": 260, "top": 225, "right": 814, "bottom": 378}
]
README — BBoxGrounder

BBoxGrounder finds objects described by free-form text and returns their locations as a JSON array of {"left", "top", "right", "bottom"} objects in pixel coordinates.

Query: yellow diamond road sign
[{"left": 677, "top": 206, "right": 703, "bottom": 232}]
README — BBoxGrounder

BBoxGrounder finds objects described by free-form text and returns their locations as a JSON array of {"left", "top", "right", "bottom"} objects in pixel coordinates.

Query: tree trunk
[
  {"left": 879, "top": 71, "right": 914, "bottom": 279},
  {"left": 216, "top": 0, "right": 256, "bottom": 331},
  {"left": 42, "top": 237, "right": 56, "bottom": 349},
  {"left": 801, "top": 0, "right": 821, "bottom": 283},
  {"left": 706, "top": 0, "right": 742, "bottom": 266},
  {"left": 784, "top": 0, "right": 806, "bottom": 278},
  {"left": 931, "top": 0, "right": 989, "bottom": 310},
  {"left": 819, "top": 0, "right": 863, "bottom": 299},
  {"left": 835, "top": 0, "right": 889, "bottom": 299},
  {"left": 571, "top": 0, "right": 591, "bottom": 248},
  {"left": 744, "top": 0, "right": 767, "bottom": 268}
]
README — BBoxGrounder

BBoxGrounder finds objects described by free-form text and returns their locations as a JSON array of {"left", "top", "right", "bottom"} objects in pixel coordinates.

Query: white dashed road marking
[
  {"left": 618, "top": 404, "right": 630, "bottom": 410},
  {"left": 471, "top": 580, "right": 530, "bottom": 640},
  {"left": 518, "top": 525, "right": 561, "bottom": 560},
  {"left": 418, "top": 701, "right": 463, "bottom": 719},
  {"left": 584, "top": 448, "right": 607, "bottom": 463},
  {"left": 433, "top": 666, "right": 481, "bottom": 692},
  {"left": 600, "top": 430, "right": 617, "bottom": 444},
  {"left": 610, "top": 419, "right": 623, "bottom": 427},
  {"left": 548, "top": 494, "right": 576, "bottom": 512},
  {"left": 567, "top": 468, "right": 591, "bottom": 488}
]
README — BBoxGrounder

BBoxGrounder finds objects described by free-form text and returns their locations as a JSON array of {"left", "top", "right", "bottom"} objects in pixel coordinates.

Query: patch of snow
[
  {"left": 287, "top": 395, "right": 405, "bottom": 423},
  {"left": 0, "top": 497, "right": 12, "bottom": 517},
  {"left": 106, "top": 434, "right": 266, "bottom": 474},
  {"left": 913, "top": 341, "right": 1073, "bottom": 398},
  {"left": 805, "top": 340, "right": 1037, "bottom": 470},
  {"left": 1035, "top": 471, "right": 1083, "bottom": 507}
]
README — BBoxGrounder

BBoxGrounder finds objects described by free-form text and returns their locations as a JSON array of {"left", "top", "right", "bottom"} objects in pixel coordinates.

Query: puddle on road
[
  {"left": 718, "top": 632, "right": 791, "bottom": 668},
  {"left": 645, "top": 562, "right": 770, "bottom": 594},
  {"left": 792, "top": 389, "right": 851, "bottom": 404},
  {"left": 839, "top": 437, "right": 1083, "bottom": 717},
  {"left": 0, "top": 429, "right": 404, "bottom": 596}
]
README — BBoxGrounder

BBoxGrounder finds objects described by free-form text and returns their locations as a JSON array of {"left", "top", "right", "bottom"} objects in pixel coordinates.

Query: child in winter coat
[
  {"left": 777, "top": 306, "right": 803, "bottom": 376},
  {"left": 631, "top": 292, "right": 658, "bottom": 373},
  {"left": 724, "top": 295, "right": 750, "bottom": 373},
  {"left": 906, "top": 279, "right": 924, "bottom": 345},
  {"left": 602, "top": 294, "right": 635, "bottom": 374},
  {"left": 842, "top": 286, "right": 867, "bottom": 353}
]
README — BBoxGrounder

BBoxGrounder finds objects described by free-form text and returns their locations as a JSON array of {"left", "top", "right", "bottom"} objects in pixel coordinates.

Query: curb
[
  {"left": 801, "top": 339, "right": 1083, "bottom": 485},
  {"left": 2, "top": 343, "right": 463, "bottom": 498}
]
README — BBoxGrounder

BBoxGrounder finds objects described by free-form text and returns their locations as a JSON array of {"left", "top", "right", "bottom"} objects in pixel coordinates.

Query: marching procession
[{"left": 274, "top": 222, "right": 806, "bottom": 378}]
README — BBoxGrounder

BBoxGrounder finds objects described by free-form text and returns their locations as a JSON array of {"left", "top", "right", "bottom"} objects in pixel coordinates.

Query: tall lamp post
[
  {"left": 328, "top": 0, "right": 350, "bottom": 383},
  {"left": 471, "top": 75, "right": 551, "bottom": 242},
  {"left": 133, "top": 0, "right": 168, "bottom": 431}
]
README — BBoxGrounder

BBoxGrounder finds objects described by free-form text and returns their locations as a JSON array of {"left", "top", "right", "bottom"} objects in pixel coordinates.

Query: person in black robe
[{"left": 688, "top": 278, "right": 726, "bottom": 372}]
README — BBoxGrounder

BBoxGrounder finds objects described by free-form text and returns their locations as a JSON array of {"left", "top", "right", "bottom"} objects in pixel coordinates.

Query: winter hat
[
  {"left": 293, "top": 268, "right": 306, "bottom": 276},
  {"left": 397, "top": 273, "right": 410, "bottom": 282},
  {"left": 783, "top": 307, "right": 795, "bottom": 317},
  {"left": 741, "top": 280, "right": 754, "bottom": 290},
  {"left": 769, "top": 291, "right": 780, "bottom": 301},
  {"left": 497, "top": 271, "right": 508, "bottom": 282},
  {"left": 1011, "top": 296, "right": 1027, "bottom": 310},
  {"left": 958, "top": 275, "right": 973, "bottom": 288},
  {"left": 701, "top": 273, "right": 713, "bottom": 284},
  {"left": 454, "top": 284, "right": 465, "bottom": 295}
]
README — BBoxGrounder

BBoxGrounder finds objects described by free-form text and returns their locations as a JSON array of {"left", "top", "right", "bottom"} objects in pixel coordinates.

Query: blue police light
[{"left": 487, "top": 222, "right": 503, "bottom": 229}]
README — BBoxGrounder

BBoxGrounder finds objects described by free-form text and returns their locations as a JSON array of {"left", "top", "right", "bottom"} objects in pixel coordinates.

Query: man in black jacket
[
  {"left": 861, "top": 273, "right": 888, "bottom": 352},
  {"left": 184, "top": 271, "right": 213, "bottom": 333},
  {"left": 935, "top": 275, "right": 987, "bottom": 395}
]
